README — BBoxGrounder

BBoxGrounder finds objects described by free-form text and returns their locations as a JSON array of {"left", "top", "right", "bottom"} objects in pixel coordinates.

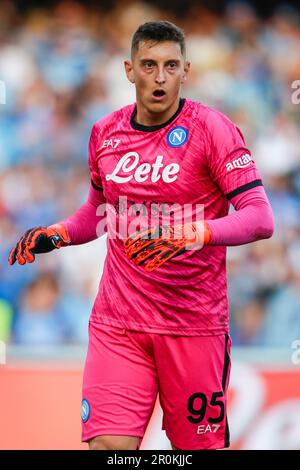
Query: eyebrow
[{"left": 139, "top": 58, "right": 181, "bottom": 64}]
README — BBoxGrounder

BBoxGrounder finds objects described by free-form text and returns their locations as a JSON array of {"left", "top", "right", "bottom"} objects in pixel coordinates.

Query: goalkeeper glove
[
  {"left": 8, "top": 224, "right": 71, "bottom": 266},
  {"left": 124, "top": 222, "right": 212, "bottom": 272}
]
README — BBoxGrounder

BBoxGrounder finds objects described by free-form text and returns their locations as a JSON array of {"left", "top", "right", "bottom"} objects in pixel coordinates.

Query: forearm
[
  {"left": 62, "top": 184, "right": 107, "bottom": 245},
  {"left": 206, "top": 186, "right": 274, "bottom": 246}
]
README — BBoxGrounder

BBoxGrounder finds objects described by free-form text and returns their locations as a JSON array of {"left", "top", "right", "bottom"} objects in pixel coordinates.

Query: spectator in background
[
  {"left": 13, "top": 272, "right": 66, "bottom": 345},
  {"left": 230, "top": 290, "right": 271, "bottom": 346},
  {"left": 263, "top": 241, "right": 300, "bottom": 347}
]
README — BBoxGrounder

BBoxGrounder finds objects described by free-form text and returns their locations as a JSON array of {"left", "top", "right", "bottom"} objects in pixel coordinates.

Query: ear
[
  {"left": 181, "top": 61, "right": 190, "bottom": 84},
  {"left": 124, "top": 60, "right": 135, "bottom": 83}
]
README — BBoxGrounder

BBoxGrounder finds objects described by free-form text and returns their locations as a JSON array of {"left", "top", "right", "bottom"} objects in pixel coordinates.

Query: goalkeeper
[{"left": 9, "top": 20, "right": 274, "bottom": 451}]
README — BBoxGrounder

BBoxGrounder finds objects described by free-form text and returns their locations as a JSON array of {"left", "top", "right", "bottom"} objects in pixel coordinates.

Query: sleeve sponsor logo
[{"left": 226, "top": 154, "right": 253, "bottom": 172}]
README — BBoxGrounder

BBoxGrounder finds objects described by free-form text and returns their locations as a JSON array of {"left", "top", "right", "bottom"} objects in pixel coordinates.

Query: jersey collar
[{"left": 130, "top": 98, "right": 186, "bottom": 132}]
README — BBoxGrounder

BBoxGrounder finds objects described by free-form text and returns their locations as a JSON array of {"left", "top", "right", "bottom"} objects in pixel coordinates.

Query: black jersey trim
[
  {"left": 222, "top": 334, "right": 231, "bottom": 449},
  {"left": 226, "top": 179, "right": 263, "bottom": 200},
  {"left": 222, "top": 334, "right": 230, "bottom": 391},
  {"left": 224, "top": 417, "right": 230, "bottom": 449},
  {"left": 91, "top": 179, "right": 103, "bottom": 191},
  {"left": 130, "top": 98, "right": 186, "bottom": 132}
]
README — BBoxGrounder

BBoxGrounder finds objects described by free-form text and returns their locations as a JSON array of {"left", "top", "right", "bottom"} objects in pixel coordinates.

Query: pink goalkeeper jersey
[{"left": 89, "top": 98, "right": 261, "bottom": 335}]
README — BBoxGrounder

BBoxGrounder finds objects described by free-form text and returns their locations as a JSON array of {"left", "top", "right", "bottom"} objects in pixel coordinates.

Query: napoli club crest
[
  {"left": 167, "top": 126, "right": 188, "bottom": 147},
  {"left": 81, "top": 399, "right": 90, "bottom": 423}
]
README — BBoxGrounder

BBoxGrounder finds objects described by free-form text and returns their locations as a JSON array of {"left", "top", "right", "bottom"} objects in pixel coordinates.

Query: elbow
[
  {"left": 261, "top": 225, "right": 274, "bottom": 240},
  {"left": 254, "top": 208, "right": 275, "bottom": 240}
]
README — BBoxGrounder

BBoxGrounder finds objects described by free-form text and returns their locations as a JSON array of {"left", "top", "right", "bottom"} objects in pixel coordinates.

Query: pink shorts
[{"left": 81, "top": 321, "right": 231, "bottom": 450}]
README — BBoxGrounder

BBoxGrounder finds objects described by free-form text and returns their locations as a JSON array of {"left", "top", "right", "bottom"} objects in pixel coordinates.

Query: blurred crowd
[{"left": 1, "top": 0, "right": 300, "bottom": 347}]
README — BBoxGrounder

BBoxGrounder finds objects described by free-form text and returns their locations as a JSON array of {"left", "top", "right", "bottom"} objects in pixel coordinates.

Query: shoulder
[
  {"left": 197, "top": 99, "right": 236, "bottom": 128},
  {"left": 91, "top": 103, "right": 136, "bottom": 138},
  {"left": 188, "top": 99, "right": 236, "bottom": 129}
]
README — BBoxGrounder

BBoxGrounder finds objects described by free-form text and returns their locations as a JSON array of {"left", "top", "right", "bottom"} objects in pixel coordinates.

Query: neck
[{"left": 135, "top": 98, "right": 180, "bottom": 126}]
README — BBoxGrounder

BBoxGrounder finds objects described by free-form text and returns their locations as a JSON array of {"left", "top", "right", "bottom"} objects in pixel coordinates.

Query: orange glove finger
[
  {"left": 125, "top": 238, "right": 156, "bottom": 259},
  {"left": 125, "top": 226, "right": 162, "bottom": 249},
  {"left": 143, "top": 242, "right": 185, "bottom": 272},
  {"left": 124, "top": 228, "right": 151, "bottom": 249},
  {"left": 133, "top": 239, "right": 183, "bottom": 266},
  {"left": 15, "top": 229, "right": 36, "bottom": 265},
  {"left": 133, "top": 244, "right": 167, "bottom": 265},
  {"left": 132, "top": 239, "right": 170, "bottom": 264},
  {"left": 8, "top": 228, "right": 33, "bottom": 265},
  {"left": 22, "top": 228, "right": 45, "bottom": 263},
  {"left": 8, "top": 244, "right": 18, "bottom": 265},
  {"left": 23, "top": 249, "right": 36, "bottom": 263}
]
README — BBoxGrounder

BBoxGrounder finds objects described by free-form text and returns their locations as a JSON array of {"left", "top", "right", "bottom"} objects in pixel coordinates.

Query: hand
[
  {"left": 124, "top": 222, "right": 212, "bottom": 272},
  {"left": 8, "top": 224, "right": 71, "bottom": 266}
]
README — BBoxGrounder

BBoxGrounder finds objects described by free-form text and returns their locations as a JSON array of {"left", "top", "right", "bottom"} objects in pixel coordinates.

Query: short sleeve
[
  {"left": 88, "top": 124, "right": 103, "bottom": 190},
  {"left": 206, "top": 109, "right": 262, "bottom": 199}
]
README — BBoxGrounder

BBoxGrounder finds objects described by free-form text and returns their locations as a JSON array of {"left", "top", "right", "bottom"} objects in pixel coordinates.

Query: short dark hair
[{"left": 131, "top": 21, "right": 186, "bottom": 57}]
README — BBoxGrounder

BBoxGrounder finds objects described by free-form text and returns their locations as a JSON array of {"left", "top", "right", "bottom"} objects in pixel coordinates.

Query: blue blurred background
[{"left": 1, "top": 0, "right": 300, "bottom": 349}]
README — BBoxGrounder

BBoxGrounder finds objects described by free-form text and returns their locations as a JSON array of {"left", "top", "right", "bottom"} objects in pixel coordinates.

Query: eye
[
  {"left": 143, "top": 62, "right": 154, "bottom": 69},
  {"left": 168, "top": 62, "right": 178, "bottom": 69}
]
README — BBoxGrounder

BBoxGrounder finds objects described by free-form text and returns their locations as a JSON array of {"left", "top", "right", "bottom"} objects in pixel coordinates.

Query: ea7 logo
[
  {"left": 197, "top": 424, "right": 220, "bottom": 434},
  {"left": 102, "top": 139, "right": 121, "bottom": 149},
  {"left": 226, "top": 154, "right": 253, "bottom": 171}
]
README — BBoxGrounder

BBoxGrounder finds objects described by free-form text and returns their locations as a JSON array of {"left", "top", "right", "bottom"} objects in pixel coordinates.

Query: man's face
[{"left": 125, "top": 40, "right": 190, "bottom": 119}]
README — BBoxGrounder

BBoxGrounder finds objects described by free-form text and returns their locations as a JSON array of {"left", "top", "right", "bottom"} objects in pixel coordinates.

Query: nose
[{"left": 155, "top": 66, "right": 166, "bottom": 85}]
